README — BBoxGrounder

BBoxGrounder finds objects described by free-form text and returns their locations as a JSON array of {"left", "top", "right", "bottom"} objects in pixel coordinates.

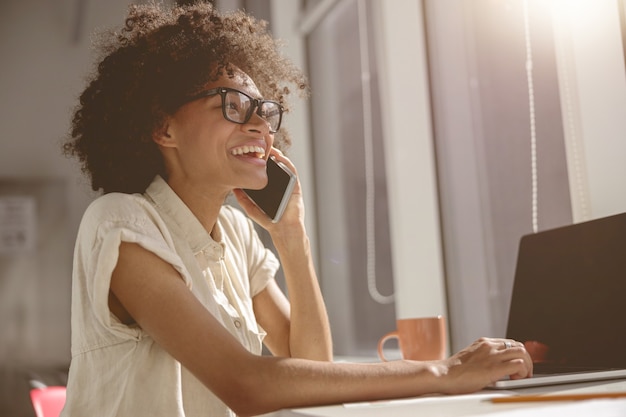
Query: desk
[{"left": 262, "top": 379, "right": 626, "bottom": 417}]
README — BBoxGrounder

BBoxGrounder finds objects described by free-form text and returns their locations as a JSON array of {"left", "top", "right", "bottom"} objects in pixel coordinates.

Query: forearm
[
  {"left": 272, "top": 226, "right": 333, "bottom": 361},
  {"left": 230, "top": 356, "right": 445, "bottom": 416}
]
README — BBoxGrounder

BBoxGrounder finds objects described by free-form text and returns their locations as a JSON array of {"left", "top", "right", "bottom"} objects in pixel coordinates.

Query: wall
[{"left": 0, "top": 1, "right": 139, "bottom": 415}]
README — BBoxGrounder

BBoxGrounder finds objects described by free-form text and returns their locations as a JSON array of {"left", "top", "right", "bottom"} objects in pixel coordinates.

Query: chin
[{"left": 245, "top": 178, "right": 268, "bottom": 190}]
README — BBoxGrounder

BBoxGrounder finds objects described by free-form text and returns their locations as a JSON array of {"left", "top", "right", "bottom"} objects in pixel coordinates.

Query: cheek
[
  {"left": 170, "top": 106, "right": 232, "bottom": 156},
  {"left": 178, "top": 133, "right": 213, "bottom": 162},
  {"left": 177, "top": 125, "right": 229, "bottom": 168},
  {"left": 175, "top": 118, "right": 213, "bottom": 149}
]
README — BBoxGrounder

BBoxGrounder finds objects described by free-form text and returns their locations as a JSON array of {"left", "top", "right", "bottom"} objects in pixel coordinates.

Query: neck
[{"left": 166, "top": 176, "right": 229, "bottom": 236}]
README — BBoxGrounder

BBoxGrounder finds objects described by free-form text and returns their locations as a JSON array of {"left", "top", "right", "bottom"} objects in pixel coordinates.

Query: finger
[
  {"left": 268, "top": 147, "right": 285, "bottom": 163},
  {"left": 497, "top": 347, "right": 534, "bottom": 378},
  {"left": 504, "top": 359, "right": 533, "bottom": 380},
  {"left": 497, "top": 339, "right": 525, "bottom": 351},
  {"left": 270, "top": 150, "right": 297, "bottom": 174},
  {"left": 497, "top": 341, "right": 528, "bottom": 359},
  {"left": 268, "top": 146, "right": 292, "bottom": 163}
]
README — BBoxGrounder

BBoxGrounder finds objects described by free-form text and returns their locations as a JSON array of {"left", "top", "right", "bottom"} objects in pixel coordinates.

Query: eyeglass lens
[{"left": 223, "top": 90, "right": 281, "bottom": 132}]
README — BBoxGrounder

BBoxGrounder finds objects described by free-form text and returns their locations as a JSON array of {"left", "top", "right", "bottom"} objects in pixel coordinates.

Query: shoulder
[
  {"left": 83, "top": 192, "right": 155, "bottom": 223},
  {"left": 78, "top": 192, "right": 164, "bottom": 243}
]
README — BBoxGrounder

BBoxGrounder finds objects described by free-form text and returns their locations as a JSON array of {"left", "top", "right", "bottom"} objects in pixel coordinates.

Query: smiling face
[{"left": 155, "top": 69, "right": 274, "bottom": 198}]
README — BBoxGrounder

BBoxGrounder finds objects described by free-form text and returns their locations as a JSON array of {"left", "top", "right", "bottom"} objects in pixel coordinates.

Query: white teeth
[{"left": 231, "top": 146, "right": 265, "bottom": 158}]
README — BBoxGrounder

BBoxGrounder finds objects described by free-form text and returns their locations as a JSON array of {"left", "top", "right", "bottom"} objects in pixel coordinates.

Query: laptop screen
[{"left": 506, "top": 212, "right": 626, "bottom": 370}]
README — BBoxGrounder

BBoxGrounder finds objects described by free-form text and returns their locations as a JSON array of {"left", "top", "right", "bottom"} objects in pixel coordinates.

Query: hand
[
  {"left": 233, "top": 148, "right": 305, "bottom": 234},
  {"left": 436, "top": 337, "right": 533, "bottom": 394}
]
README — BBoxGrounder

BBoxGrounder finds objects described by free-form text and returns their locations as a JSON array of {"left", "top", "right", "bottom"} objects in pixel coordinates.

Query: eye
[
  {"left": 224, "top": 95, "right": 246, "bottom": 120},
  {"left": 226, "top": 101, "right": 240, "bottom": 111}
]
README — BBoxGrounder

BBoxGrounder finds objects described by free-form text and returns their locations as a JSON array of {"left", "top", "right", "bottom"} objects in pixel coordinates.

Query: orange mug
[{"left": 377, "top": 316, "right": 447, "bottom": 361}]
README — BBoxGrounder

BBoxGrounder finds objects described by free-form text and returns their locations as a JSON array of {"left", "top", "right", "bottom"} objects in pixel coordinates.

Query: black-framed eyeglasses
[{"left": 185, "top": 87, "right": 284, "bottom": 133}]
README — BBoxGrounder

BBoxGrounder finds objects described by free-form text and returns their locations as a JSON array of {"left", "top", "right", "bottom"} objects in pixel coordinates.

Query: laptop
[{"left": 491, "top": 212, "right": 626, "bottom": 389}]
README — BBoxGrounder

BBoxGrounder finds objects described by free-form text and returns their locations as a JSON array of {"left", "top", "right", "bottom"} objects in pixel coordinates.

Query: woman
[{"left": 61, "top": 3, "right": 532, "bottom": 417}]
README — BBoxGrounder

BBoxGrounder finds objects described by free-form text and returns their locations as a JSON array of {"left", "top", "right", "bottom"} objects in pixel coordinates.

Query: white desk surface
[{"left": 261, "top": 379, "right": 626, "bottom": 417}]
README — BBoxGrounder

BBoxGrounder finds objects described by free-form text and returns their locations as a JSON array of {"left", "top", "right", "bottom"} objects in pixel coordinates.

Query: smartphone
[{"left": 243, "top": 157, "right": 297, "bottom": 223}]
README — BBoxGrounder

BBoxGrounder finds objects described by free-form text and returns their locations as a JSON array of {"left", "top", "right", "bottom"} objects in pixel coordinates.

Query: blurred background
[{"left": 2, "top": 0, "right": 626, "bottom": 415}]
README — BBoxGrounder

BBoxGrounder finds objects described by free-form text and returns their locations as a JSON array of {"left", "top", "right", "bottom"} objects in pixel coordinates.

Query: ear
[{"left": 153, "top": 121, "right": 176, "bottom": 148}]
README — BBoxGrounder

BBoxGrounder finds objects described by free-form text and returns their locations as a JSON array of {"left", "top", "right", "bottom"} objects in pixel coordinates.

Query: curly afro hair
[{"left": 63, "top": 2, "right": 308, "bottom": 194}]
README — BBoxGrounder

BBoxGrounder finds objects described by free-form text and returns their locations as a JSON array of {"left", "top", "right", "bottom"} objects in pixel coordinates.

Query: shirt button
[{"left": 234, "top": 320, "right": 242, "bottom": 329}]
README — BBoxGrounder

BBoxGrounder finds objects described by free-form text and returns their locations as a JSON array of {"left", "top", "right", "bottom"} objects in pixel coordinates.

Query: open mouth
[{"left": 231, "top": 145, "right": 266, "bottom": 159}]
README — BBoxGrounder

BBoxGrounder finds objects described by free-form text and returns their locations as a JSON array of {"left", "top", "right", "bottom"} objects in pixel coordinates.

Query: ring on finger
[{"left": 503, "top": 341, "right": 513, "bottom": 349}]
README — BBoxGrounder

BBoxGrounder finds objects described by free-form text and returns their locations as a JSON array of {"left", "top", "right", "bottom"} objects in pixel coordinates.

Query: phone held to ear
[{"left": 243, "top": 157, "right": 297, "bottom": 223}]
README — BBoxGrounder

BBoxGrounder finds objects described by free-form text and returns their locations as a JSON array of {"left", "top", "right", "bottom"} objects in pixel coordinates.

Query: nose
[{"left": 244, "top": 108, "right": 272, "bottom": 134}]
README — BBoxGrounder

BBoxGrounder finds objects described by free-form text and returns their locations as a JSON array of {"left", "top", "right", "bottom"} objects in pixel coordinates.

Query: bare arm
[
  {"left": 249, "top": 225, "right": 332, "bottom": 361},
  {"left": 111, "top": 242, "right": 531, "bottom": 417},
  {"left": 234, "top": 149, "right": 333, "bottom": 361}
]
